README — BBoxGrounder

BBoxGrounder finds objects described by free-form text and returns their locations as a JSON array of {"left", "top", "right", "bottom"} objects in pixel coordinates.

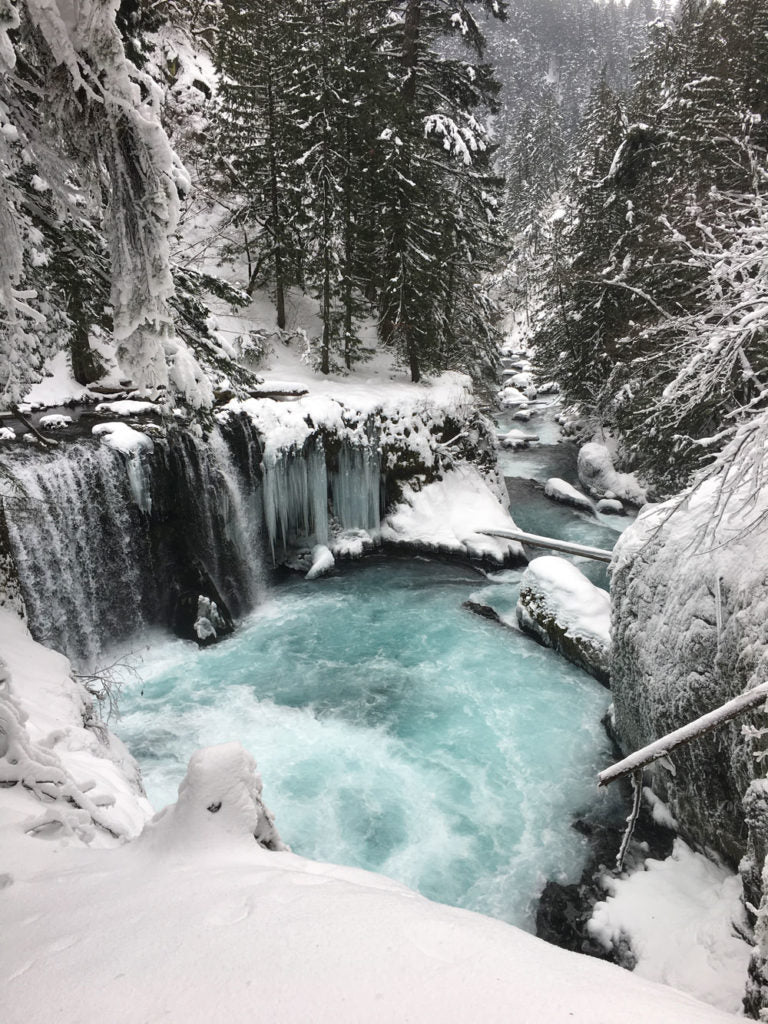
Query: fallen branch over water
[
  {"left": 478, "top": 527, "right": 613, "bottom": 562},
  {"left": 599, "top": 681, "right": 768, "bottom": 787}
]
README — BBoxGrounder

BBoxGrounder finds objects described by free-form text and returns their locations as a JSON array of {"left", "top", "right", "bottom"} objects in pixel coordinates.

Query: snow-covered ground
[
  {"left": 0, "top": 609, "right": 742, "bottom": 1023},
  {"left": 589, "top": 839, "right": 751, "bottom": 1014}
]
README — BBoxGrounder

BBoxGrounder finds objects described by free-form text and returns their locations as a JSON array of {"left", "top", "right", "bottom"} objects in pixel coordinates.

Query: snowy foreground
[{"left": 0, "top": 610, "right": 741, "bottom": 1023}]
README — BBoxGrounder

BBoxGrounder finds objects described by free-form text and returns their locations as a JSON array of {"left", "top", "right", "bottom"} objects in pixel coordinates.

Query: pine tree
[
  {"left": 371, "top": 0, "right": 507, "bottom": 382},
  {"left": 215, "top": 0, "right": 304, "bottom": 330}
]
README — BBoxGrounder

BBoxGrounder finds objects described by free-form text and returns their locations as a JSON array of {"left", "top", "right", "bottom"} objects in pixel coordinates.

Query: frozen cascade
[
  {"left": 262, "top": 442, "right": 330, "bottom": 557},
  {"left": 330, "top": 444, "right": 382, "bottom": 531},
  {"left": 261, "top": 438, "right": 385, "bottom": 559}
]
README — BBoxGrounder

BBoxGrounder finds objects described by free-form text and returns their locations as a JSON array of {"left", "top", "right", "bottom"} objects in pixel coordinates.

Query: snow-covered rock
[
  {"left": 193, "top": 595, "right": 229, "bottom": 645},
  {"left": 578, "top": 443, "right": 646, "bottom": 506},
  {"left": 0, "top": 427, "right": 15, "bottom": 441},
  {"left": 516, "top": 556, "right": 611, "bottom": 685},
  {"left": 611, "top": 477, "right": 768, "bottom": 879},
  {"left": 544, "top": 477, "right": 594, "bottom": 513},
  {"left": 95, "top": 399, "right": 161, "bottom": 417},
  {"left": 499, "top": 385, "right": 529, "bottom": 407},
  {"left": 92, "top": 421, "right": 154, "bottom": 454},
  {"left": 305, "top": 544, "right": 335, "bottom": 580},
  {"left": 330, "top": 529, "right": 375, "bottom": 559},
  {"left": 381, "top": 465, "right": 525, "bottom": 565},
  {"left": 597, "top": 498, "right": 625, "bottom": 515},
  {"left": 39, "top": 413, "right": 72, "bottom": 429},
  {"left": 498, "top": 428, "right": 539, "bottom": 449}
]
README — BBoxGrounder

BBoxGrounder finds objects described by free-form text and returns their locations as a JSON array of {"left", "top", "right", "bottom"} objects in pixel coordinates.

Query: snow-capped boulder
[
  {"left": 498, "top": 428, "right": 539, "bottom": 449},
  {"left": 577, "top": 443, "right": 646, "bottom": 507},
  {"left": 597, "top": 498, "right": 624, "bottom": 515},
  {"left": 193, "top": 595, "right": 228, "bottom": 645},
  {"left": 499, "top": 385, "right": 528, "bottom": 407},
  {"left": 39, "top": 413, "right": 72, "bottom": 429},
  {"left": 516, "top": 556, "right": 611, "bottom": 686},
  {"left": 544, "top": 477, "right": 594, "bottom": 513}
]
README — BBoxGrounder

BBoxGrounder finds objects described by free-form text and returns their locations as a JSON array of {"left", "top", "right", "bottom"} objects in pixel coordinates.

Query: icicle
[
  {"left": 330, "top": 443, "right": 382, "bottom": 531},
  {"left": 260, "top": 440, "right": 329, "bottom": 557}
]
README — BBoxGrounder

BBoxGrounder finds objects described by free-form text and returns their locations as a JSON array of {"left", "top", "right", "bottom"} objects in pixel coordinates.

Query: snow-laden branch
[{"left": 598, "top": 681, "right": 768, "bottom": 787}]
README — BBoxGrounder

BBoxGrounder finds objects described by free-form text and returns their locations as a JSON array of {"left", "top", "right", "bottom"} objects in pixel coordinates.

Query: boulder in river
[{"left": 516, "top": 556, "right": 611, "bottom": 686}]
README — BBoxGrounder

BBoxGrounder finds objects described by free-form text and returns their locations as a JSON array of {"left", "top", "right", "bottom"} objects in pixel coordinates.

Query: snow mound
[
  {"left": 145, "top": 742, "right": 285, "bottom": 851},
  {"left": 0, "top": 426, "right": 15, "bottom": 441},
  {"left": 544, "top": 477, "right": 594, "bottom": 512},
  {"left": 578, "top": 443, "right": 646, "bottom": 506},
  {"left": 516, "top": 556, "right": 611, "bottom": 684},
  {"left": 92, "top": 422, "right": 154, "bottom": 454},
  {"left": 589, "top": 839, "right": 750, "bottom": 1014},
  {"left": 381, "top": 465, "right": 525, "bottom": 564}
]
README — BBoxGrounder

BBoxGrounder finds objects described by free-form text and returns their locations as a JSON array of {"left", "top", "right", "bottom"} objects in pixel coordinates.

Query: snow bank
[
  {"left": 380, "top": 465, "right": 525, "bottom": 564},
  {"left": 516, "top": 556, "right": 611, "bottom": 684},
  {"left": 578, "top": 442, "right": 647, "bottom": 506},
  {"left": 589, "top": 839, "right": 750, "bottom": 1014},
  {"left": 0, "top": 608, "right": 151, "bottom": 849},
  {"left": 545, "top": 477, "right": 594, "bottom": 512}
]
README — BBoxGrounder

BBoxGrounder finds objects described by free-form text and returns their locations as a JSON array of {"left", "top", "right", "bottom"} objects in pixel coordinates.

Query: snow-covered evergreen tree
[
  {"left": 0, "top": 0, "right": 212, "bottom": 407},
  {"left": 371, "top": 0, "right": 507, "bottom": 382}
]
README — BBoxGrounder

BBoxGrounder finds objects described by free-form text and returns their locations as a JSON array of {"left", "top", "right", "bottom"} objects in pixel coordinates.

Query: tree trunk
[{"left": 266, "top": 67, "right": 286, "bottom": 330}]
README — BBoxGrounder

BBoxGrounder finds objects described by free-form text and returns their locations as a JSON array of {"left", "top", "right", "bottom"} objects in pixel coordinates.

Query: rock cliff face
[{"left": 609, "top": 469, "right": 768, "bottom": 1015}]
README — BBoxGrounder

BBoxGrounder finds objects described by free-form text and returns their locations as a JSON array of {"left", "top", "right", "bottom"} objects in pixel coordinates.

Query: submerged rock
[{"left": 516, "top": 556, "right": 611, "bottom": 686}]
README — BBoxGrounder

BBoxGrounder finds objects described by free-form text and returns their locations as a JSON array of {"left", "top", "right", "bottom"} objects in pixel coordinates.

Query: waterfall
[
  {"left": 3, "top": 443, "right": 149, "bottom": 663},
  {"left": 1, "top": 411, "right": 387, "bottom": 661},
  {"left": 1, "top": 425, "right": 267, "bottom": 665}
]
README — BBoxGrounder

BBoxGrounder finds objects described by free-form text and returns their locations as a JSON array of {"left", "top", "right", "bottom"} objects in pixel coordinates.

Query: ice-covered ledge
[{"left": 0, "top": 610, "right": 740, "bottom": 1022}]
